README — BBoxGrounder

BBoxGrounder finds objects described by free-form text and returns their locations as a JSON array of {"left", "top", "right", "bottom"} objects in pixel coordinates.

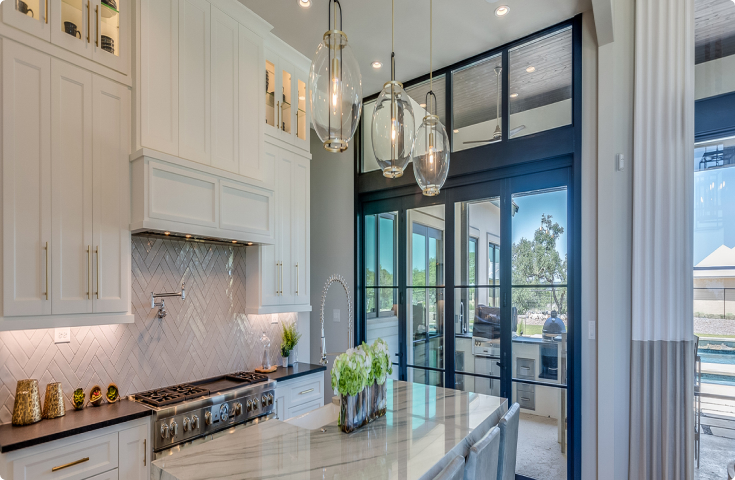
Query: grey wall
[
  {"left": 596, "top": 0, "right": 635, "bottom": 477},
  {"left": 309, "top": 132, "right": 355, "bottom": 404}
]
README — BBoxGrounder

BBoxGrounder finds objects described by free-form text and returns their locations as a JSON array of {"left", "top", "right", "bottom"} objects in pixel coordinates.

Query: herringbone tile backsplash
[{"left": 0, "top": 236, "right": 298, "bottom": 424}]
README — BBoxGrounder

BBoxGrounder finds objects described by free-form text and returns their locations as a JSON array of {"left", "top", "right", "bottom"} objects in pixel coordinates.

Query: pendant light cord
[
  {"left": 391, "top": 0, "right": 395, "bottom": 80},
  {"left": 429, "top": 0, "right": 433, "bottom": 93}
]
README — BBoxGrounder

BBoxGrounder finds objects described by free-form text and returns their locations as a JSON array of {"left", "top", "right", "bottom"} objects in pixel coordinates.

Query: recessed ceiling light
[
  {"left": 453, "top": 129, "right": 459, "bottom": 133},
  {"left": 495, "top": 5, "right": 510, "bottom": 16},
  {"left": 420, "top": 103, "right": 426, "bottom": 108},
  {"left": 298, "top": 0, "right": 311, "bottom": 7},
  {"left": 510, "top": 93, "right": 519, "bottom": 98},
  {"left": 372, "top": 61, "right": 382, "bottom": 69},
  {"left": 526, "top": 66, "right": 536, "bottom": 73}
]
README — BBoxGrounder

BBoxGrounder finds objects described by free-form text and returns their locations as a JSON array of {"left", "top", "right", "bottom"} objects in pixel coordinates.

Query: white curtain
[{"left": 630, "top": 0, "right": 695, "bottom": 478}]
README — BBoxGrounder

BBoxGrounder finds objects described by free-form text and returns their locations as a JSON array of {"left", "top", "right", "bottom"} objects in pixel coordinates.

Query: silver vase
[
  {"left": 368, "top": 380, "right": 387, "bottom": 422},
  {"left": 339, "top": 388, "right": 368, "bottom": 433}
]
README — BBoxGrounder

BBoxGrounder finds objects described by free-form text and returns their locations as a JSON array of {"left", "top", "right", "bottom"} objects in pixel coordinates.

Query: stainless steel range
[{"left": 133, "top": 372, "right": 276, "bottom": 459}]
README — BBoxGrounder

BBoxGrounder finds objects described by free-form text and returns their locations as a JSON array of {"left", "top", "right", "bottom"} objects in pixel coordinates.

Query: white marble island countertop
[{"left": 152, "top": 380, "right": 507, "bottom": 480}]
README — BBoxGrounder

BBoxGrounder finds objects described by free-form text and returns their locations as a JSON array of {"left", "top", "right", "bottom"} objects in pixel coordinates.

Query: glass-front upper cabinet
[
  {"left": 2, "top": 0, "right": 129, "bottom": 74},
  {"left": 264, "top": 48, "right": 310, "bottom": 151},
  {"left": 3, "top": 0, "right": 50, "bottom": 40}
]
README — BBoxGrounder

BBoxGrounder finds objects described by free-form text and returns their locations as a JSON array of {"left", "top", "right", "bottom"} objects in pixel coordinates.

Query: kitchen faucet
[
  {"left": 319, "top": 275, "right": 353, "bottom": 366},
  {"left": 151, "top": 283, "right": 186, "bottom": 318}
]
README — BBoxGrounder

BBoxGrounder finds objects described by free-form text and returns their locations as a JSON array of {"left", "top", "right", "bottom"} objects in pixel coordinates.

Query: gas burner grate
[
  {"left": 225, "top": 371, "right": 269, "bottom": 384},
  {"left": 167, "top": 384, "right": 210, "bottom": 400},
  {"left": 135, "top": 389, "right": 186, "bottom": 407}
]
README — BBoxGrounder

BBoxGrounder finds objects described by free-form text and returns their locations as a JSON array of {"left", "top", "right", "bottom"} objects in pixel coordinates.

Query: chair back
[
  {"left": 432, "top": 455, "right": 465, "bottom": 480},
  {"left": 464, "top": 426, "right": 501, "bottom": 480},
  {"left": 497, "top": 403, "right": 520, "bottom": 480}
]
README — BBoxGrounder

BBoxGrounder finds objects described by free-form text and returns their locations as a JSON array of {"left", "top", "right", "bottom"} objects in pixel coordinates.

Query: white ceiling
[{"left": 238, "top": 0, "right": 592, "bottom": 96}]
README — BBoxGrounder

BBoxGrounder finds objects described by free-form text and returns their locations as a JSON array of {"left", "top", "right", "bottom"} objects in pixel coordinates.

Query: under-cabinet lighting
[{"left": 164, "top": 231, "right": 170, "bottom": 235}]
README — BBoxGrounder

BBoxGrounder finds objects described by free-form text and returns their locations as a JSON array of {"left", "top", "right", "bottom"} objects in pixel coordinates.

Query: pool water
[
  {"left": 699, "top": 352, "right": 735, "bottom": 365},
  {"left": 699, "top": 348, "right": 735, "bottom": 386}
]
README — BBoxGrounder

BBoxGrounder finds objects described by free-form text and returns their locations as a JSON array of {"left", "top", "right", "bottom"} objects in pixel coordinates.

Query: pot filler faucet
[
  {"left": 151, "top": 283, "right": 186, "bottom": 319},
  {"left": 319, "top": 275, "right": 353, "bottom": 366}
]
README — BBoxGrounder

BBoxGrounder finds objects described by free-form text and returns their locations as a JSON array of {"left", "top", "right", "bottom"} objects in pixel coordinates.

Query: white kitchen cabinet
[
  {"left": 264, "top": 45, "right": 310, "bottom": 152},
  {"left": 1, "top": 42, "right": 132, "bottom": 330},
  {"left": 0, "top": 416, "right": 149, "bottom": 480},
  {"left": 118, "top": 423, "right": 149, "bottom": 480},
  {"left": 2, "top": 41, "right": 52, "bottom": 318},
  {"left": 92, "top": 74, "right": 131, "bottom": 314},
  {"left": 274, "top": 371, "right": 325, "bottom": 421},
  {"left": 245, "top": 142, "right": 309, "bottom": 313},
  {"left": 50, "top": 58, "right": 94, "bottom": 315},
  {"left": 210, "top": 5, "right": 239, "bottom": 174},
  {"left": 2, "top": 0, "right": 51, "bottom": 41},
  {"left": 178, "top": 0, "right": 211, "bottom": 165},
  {"left": 138, "top": 0, "right": 179, "bottom": 156},
  {"left": 1, "top": 0, "right": 130, "bottom": 76},
  {"left": 238, "top": 23, "right": 266, "bottom": 183}
]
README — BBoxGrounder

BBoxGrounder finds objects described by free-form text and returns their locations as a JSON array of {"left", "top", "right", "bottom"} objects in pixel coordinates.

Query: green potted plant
[
  {"left": 280, "top": 320, "right": 302, "bottom": 367},
  {"left": 331, "top": 344, "right": 372, "bottom": 433}
]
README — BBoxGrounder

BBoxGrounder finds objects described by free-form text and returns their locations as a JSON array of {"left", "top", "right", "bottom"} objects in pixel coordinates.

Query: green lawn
[{"left": 517, "top": 324, "right": 543, "bottom": 336}]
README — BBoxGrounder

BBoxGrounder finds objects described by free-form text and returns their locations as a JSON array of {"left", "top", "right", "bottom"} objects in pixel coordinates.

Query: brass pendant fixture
[
  {"left": 309, "top": 0, "right": 363, "bottom": 153},
  {"left": 411, "top": 0, "right": 450, "bottom": 196},
  {"left": 370, "top": 0, "right": 415, "bottom": 178}
]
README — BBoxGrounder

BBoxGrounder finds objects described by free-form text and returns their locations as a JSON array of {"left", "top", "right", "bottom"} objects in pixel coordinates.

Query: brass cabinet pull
[
  {"left": 280, "top": 102, "right": 284, "bottom": 131},
  {"left": 299, "top": 388, "right": 314, "bottom": 395},
  {"left": 276, "top": 261, "right": 279, "bottom": 295},
  {"left": 87, "top": 1, "right": 91, "bottom": 43},
  {"left": 52, "top": 457, "right": 89, "bottom": 472},
  {"left": 95, "top": 247, "right": 99, "bottom": 298},
  {"left": 296, "top": 262, "right": 299, "bottom": 295},
  {"left": 87, "top": 246, "right": 91, "bottom": 299},
  {"left": 45, "top": 0, "right": 48, "bottom": 23},
  {"left": 281, "top": 262, "right": 284, "bottom": 295},
  {"left": 95, "top": 5, "right": 99, "bottom": 46},
  {"left": 43, "top": 242, "right": 49, "bottom": 300},
  {"left": 143, "top": 439, "right": 146, "bottom": 466},
  {"left": 276, "top": 101, "right": 280, "bottom": 130}
]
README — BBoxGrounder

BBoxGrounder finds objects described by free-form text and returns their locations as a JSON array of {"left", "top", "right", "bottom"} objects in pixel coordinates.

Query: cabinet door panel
[
  {"left": 277, "top": 59, "right": 294, "bottom": 144},
  {"left": 91, "top": 0, "right": 130, "bottom": 74},
  {"left": 238, "top": 24, "right": 265, "bottom": 182},
  {"left": 140, "top": 0, "right": 178, "bottom": 155},
  {"left": 277, "top": 150, "right": 294, "bottom": 304},
  {"left": 50, "top": 0, "right": 93, "bottom": 59},
  {"left": 291, "top": 157, "right": 309, "bottom": 305},
  {"left": 2, "top": 41, "right": 52, "bottom": 317},
  {"left": 92, "top": 75, "right": 130, "bottom": 313},
  {"left": 210, "top": 6, "right": 238, "bottom": 173},
  {"left": 2, "top": 0, "right": 50, "bottom": 41},
  {"left": 179, "top": 0, "right": 211, "bottom": 165},
  {"left": 264, "top": 49, "right": 281, "bottom": 139},
  {"left": 119, "top": 423, "right": 149, "bottom": 480},
  {"left": 260, "top": 143, "right": 280, "bottom": 307},
  {"left": 51, "top": 59, "right": 94, "bottom": 315},
  {"left": 293, "top": 69, "right": 310, "bottom": 151}
]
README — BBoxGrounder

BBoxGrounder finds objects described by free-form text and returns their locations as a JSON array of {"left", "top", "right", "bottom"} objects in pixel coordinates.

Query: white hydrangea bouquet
[{"left": 331, "top": 339, "right": 392, "bottom": 432}]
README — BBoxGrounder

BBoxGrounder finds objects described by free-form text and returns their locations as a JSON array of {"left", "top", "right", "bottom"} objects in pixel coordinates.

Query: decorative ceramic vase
[
  {"left": 368, "top": 380, "right": 387, "bottom": 422},
  {"left": 282, "top": 356, "right": 288, "bottom": 368},
  {"left": 339, "top": 388, "right": 368, "bottom": 433},
  {"left": 12, "top": 379, "right": 42, "bottom": 426},
  {"left": 42, "top": 382, "right": 66, "bottom": 419},
  {"left": 288, "top": 351, "right": 296, "bottom": 367}
]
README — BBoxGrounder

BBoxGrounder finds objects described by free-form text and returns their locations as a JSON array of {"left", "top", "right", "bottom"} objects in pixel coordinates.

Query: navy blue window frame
[{"left": 354, "top": 15, "right": 583, "bottom": 480}]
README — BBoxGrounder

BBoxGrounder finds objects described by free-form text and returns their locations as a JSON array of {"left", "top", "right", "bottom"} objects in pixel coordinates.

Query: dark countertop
[
  {"left": 267, "top": 363, "right": 326, "bottom": 383},
  {"left": 0, "top": 399, "right": 152, "bottom": 453}
]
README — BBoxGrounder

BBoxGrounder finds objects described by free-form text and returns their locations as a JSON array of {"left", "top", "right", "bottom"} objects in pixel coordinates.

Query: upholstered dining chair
[
  {"left": 464, "top": 425, "right": 501, "bottom": 480},
  {"left": 496, "top": 403, "right": 520, "bottom": 480},
  {"left": 432, "top": 455, "right": 466, "bottom": 480}
]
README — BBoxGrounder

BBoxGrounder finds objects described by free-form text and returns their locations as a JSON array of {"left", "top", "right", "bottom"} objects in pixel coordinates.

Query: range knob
[
  {"left": 261, "top": 395, "right": 268, "bottom": 407},
  {"left": 160, "top": 423, "right": 169, "bottom": 439},
  {"left": 169, "top": 419, "right": 178, "bottom": 437},
  {"left": 246, "top": 399, "right": 253, "bottom": 412},
  {"left": 219, "top": 404, "right": 230, "bottom": 423},
  {"left": 183, "top": 417, "right": 191, "bottom": 432},
  {"left": 191, "top": 414, "right": 199, "bottom": 430},
  {"left": 268, "top": 393, "right": 274, "bottom": 405},
  {"left": 234, "top": 402, "right": 243, "bottom": 416},
  {"left": 252, "top": 398, "right": 259, "bottom": 411},
  {"left": 204, "top": 411, "right": 212, "bottom": 426}
]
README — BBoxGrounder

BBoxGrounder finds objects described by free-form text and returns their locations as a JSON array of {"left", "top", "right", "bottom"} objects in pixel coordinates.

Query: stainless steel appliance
[{"left": 133, "top": 372, "right": 276, "bottom": 460}]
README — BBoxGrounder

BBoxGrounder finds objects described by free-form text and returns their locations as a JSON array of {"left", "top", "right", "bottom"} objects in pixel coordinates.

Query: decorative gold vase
[
  {"left": 12, "top": 379, "right": 42, "bottom": 426},
  {"left": 42, "top": 382, "right": 66, "bottom": 419}
]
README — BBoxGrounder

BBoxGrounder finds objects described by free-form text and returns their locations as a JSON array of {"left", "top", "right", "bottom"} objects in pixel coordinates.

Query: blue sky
[{"left": 512, "top": 189, "right": 568, "bottom": 258}]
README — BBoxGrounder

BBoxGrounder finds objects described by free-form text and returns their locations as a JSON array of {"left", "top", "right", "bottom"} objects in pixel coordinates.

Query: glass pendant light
[
  {"left": 309, "top": 0, "right": 362, "bottom": 153},
  {"left": 370, "top": 0, "right": 415, "bottom": 178},
  {"left": 411, "top": 0, "right": 450, "bottom": 196}
]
